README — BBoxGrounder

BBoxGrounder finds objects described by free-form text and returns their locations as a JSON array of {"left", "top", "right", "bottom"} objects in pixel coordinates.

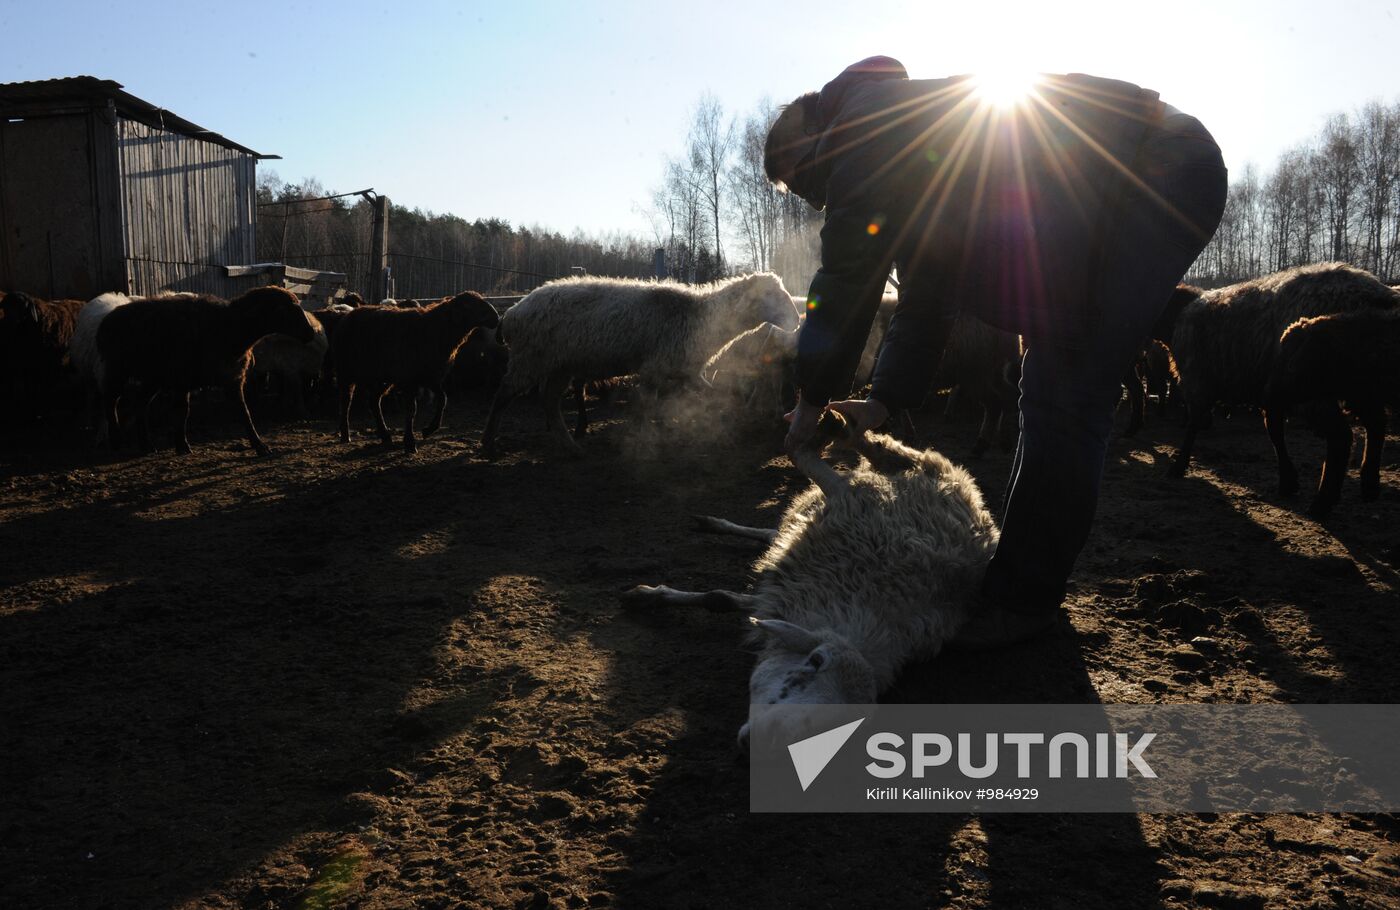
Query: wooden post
[
  {"left": 370, "top": 194, "right": 390, "bottom": 302},
  {"left": 653, "top": 247, "right": 666, "bottom": 279}
]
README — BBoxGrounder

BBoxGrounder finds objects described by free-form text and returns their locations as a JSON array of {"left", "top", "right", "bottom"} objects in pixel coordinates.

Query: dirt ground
[{"left": 2, "top": 385, "right": 1398, "bottom": 910}]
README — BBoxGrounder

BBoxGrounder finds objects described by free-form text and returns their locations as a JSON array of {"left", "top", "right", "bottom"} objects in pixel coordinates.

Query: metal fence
[{"left": 383, "top": 252, "right": 560, "bottom": 301}]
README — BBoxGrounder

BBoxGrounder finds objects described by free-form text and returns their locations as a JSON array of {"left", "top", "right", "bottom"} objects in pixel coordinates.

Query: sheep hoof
[
  {"left": 1360, "top": 478, "right": 1381, "bottom": 501},
  {"left": 619, "top": 585, "right": 662, "bottom": 606},
  {"left": 254, "top": 445, "right": 275, "bottom": 458},
  {"left": 1278, "top": 479, "right": 1300, "bottom": 497},
  {"left": 549, "top": 440, "right": 586, "bottom": 459},
  {"left": 1166, "top": 460, "right": 1188, "bottom": 479},
  {"left": 1307, "top": 498, "right": 1337, "bottom": 519}
]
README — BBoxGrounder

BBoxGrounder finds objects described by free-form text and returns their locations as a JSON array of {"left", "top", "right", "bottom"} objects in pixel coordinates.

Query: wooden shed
[{"left": 0, "top": 76, "right": 277, "bottom": 301}]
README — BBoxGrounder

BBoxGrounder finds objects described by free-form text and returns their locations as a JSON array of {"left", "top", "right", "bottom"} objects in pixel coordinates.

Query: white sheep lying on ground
[
  {"left": 622, "top": 415, "right": 999, "bottom": 747},
  {"left": 481, "top": 272, "right": 799, "bottom": 456}
]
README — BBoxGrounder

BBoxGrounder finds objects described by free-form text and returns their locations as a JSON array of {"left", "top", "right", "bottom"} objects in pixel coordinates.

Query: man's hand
[
  {"left": 827, "top": 398, "right": 890, "bottom": 435},
  {"left": 784, "top": 397, "right": 890, "bottom": 452},
  {"left": 783, "top": 398, "right": 824, "bottom": 453}
]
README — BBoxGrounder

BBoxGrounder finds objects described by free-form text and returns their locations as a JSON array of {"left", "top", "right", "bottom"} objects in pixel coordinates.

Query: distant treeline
[
  {"left": 1188, "top": 100, "right": 1400, "bottom": 286},
  {"left": 256, "top": 93, "right": 1400, "bottom": 300},
  {"left": 254, "top": 177, "right": 661, "bottom": 299}
]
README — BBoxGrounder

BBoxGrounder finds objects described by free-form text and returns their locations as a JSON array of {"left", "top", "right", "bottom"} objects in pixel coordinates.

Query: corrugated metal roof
[{"left": 0, "top": 76, "right": 278, "bottom": 159}]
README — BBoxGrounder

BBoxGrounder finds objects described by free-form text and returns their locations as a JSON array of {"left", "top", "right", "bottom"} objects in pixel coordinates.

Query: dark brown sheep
[
  {"left": 94, "top": 286, "right": 315, "bottom": 456},
  {"left": 1265, "top": 308, "right": 1400, "bottom": 517},
  {"left": 333, "top": 291, "right": 500, "bottom": 453},
  {"left": 1151, "top": 265, "right": 1398, "bottom": 479},
  {"left": 1120, "top": 339, "right": 1178, "bottom": 436},
  {"left": 0, "top": 291, "right": 84, "bottom": 421}
]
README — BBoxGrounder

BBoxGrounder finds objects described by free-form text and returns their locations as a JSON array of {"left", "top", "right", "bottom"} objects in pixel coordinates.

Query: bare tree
[
  {"left": 1354, "top": 101, "right": 1400, "bottom": 277},
  {"left": 688, "top": 94, "right": 735, "bottom": 276},
  {"left": 727, "top": 99, "right": 783, "bottom": 272},
  {"left": 1315, "top": 114, "right": 1360, "bottom": 262}
]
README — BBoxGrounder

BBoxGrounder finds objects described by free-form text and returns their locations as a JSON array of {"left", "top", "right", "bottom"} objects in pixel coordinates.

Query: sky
[{"left": 3, "top": 0, "right": 1399, "bottom": 240}]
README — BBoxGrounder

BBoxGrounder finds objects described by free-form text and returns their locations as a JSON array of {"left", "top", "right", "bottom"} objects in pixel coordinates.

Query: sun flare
[{"left": 972, "top": 68, "right": 1040, "bottom": 108}]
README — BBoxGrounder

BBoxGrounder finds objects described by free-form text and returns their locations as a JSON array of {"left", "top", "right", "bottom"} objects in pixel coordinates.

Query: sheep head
[
  {"left": 0, "top": 291, "right": 40, "bottom": 331},
  {"left": 752, "top": 273, "right": 801, "bottom": 330},
  {"left": 1150, "top": 283, "right": 1203, "bottom": 344},
  {"left": 234, "top": 286, "right": 316, "bottom": 344},
  {"left": 437, "top": 291, "right": 502, "bottom": 339},
  {"left": 738, "top": 618, "right": 876, "bottom": 751}
]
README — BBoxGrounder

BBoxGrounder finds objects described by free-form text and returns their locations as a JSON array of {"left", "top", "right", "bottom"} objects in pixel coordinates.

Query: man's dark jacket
[{"left": 793, "top": 57, "right": 1168, "bottom": 407}]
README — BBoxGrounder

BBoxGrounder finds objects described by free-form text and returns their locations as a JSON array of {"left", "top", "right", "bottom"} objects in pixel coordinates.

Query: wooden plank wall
[
  {"left": 0, "top": 114, "right": 108, "bottom": 299},
  {"left": 116, "top": 119, "right": 255, "bottom": 298}
]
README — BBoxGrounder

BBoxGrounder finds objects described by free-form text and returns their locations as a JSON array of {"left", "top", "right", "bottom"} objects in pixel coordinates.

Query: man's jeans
[{"left": 984, "top": 113, "right": 1229, "bottom": 613}]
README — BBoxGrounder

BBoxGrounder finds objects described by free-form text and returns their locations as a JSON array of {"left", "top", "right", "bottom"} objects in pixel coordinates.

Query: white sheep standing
[
  {"left": 481, "top": 272, "right": 799, "bottom": 456},
  {"left": 70, "top": 293, "right": 132, "bottom": 389},
  {"left": 70, "top": 293, "right": 135, "bottom": 443},
  {"left": 622, "top": 415, "right": 999, "bottom": 748},
  {"left": 705, "top": 300, "right": 1020, "bottom": 455},
  {"left": 701, "top": 320, "right": 799, "bottom": 417}
]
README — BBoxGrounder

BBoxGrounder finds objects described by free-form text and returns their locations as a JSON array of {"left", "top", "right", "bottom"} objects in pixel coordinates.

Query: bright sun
[{"left": 972, "top": 68, "right": 1040, "bottom": 108}]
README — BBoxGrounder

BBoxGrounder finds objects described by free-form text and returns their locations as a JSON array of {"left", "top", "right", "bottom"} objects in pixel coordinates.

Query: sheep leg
[
  {"left": 693, "top": 514, "right": 779, "bottom": 543},
  {"left": 231, "top": 378, "right": 271, "bottom": 457},
  {"left": 1355, "top": 402, "right": 1386, "bottom": 502},
  {"left": 175, "top": 391, "right": 193, "bottom": 456},
  {"left": 1308, "top": 402, "right": 1351, "bottom": 519},
  {"left": 1122, "top": 363, "right": 1145, "bottom": 437},
  {"left": 373, "top": 385, "right": 395, "bottom": 444},
  {"left": 1264, "top": 407, "right": 1300, "bottom": 497},
  {"left": 543, "top": 373, "right": 583, "bottom": 456},
  {"left": 789, "top": 447, "right": 849, "bottom": 498},
  {"left": 972, "top": 399, "right": 997, "bottom": 457},
  {"left": 403, "top": 385, "right": 419, "bottom": 454},
  {"left": 135, "top": 383, "right": 159, "bottom": 454},
  {"left": 338, "top": 382, "right": 355, "bottom": 442},
  {"left": 290, "top": 374, "right": 307, "bottom": 418},
  {"left": 618, "top": 584, "right": 759, "bottom": 612},
  {"left": 102, "top": 386, "right": 122, "bottom": 452},
  {"left": 1168, "top": 408, "right": 1206, "bottom": 478},
  {"left": 997, "top": 406, "right": 1018, "bottom": 452},
  {"left": 481, "top": 385, "right": 519, "bottom": 459},
  {"left": 574, "top": 382, "right": 588, "bottom": 439},
  {"left": 421, "top": 385, "right": 447, "bottom": 437}
]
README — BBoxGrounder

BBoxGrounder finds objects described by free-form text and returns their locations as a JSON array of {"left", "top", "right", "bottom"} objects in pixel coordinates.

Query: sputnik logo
[{"left": 787, "top": 718, "right": 866, "bottom": 791}]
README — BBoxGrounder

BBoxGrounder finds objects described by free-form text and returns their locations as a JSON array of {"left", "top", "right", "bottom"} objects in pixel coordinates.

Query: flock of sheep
[{"left": 1, "top": 259, "right": 1397, "bottom": 740}]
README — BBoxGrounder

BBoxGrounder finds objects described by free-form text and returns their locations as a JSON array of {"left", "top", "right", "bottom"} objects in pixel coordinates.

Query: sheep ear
[{"left": 752, "top": 618, "right": 823, "bottom": 654}]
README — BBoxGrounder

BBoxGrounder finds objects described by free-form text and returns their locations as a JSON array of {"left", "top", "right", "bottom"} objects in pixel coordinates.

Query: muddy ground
[{"left": 2, "top": 386, "right": 1398, "bottom": 910}]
